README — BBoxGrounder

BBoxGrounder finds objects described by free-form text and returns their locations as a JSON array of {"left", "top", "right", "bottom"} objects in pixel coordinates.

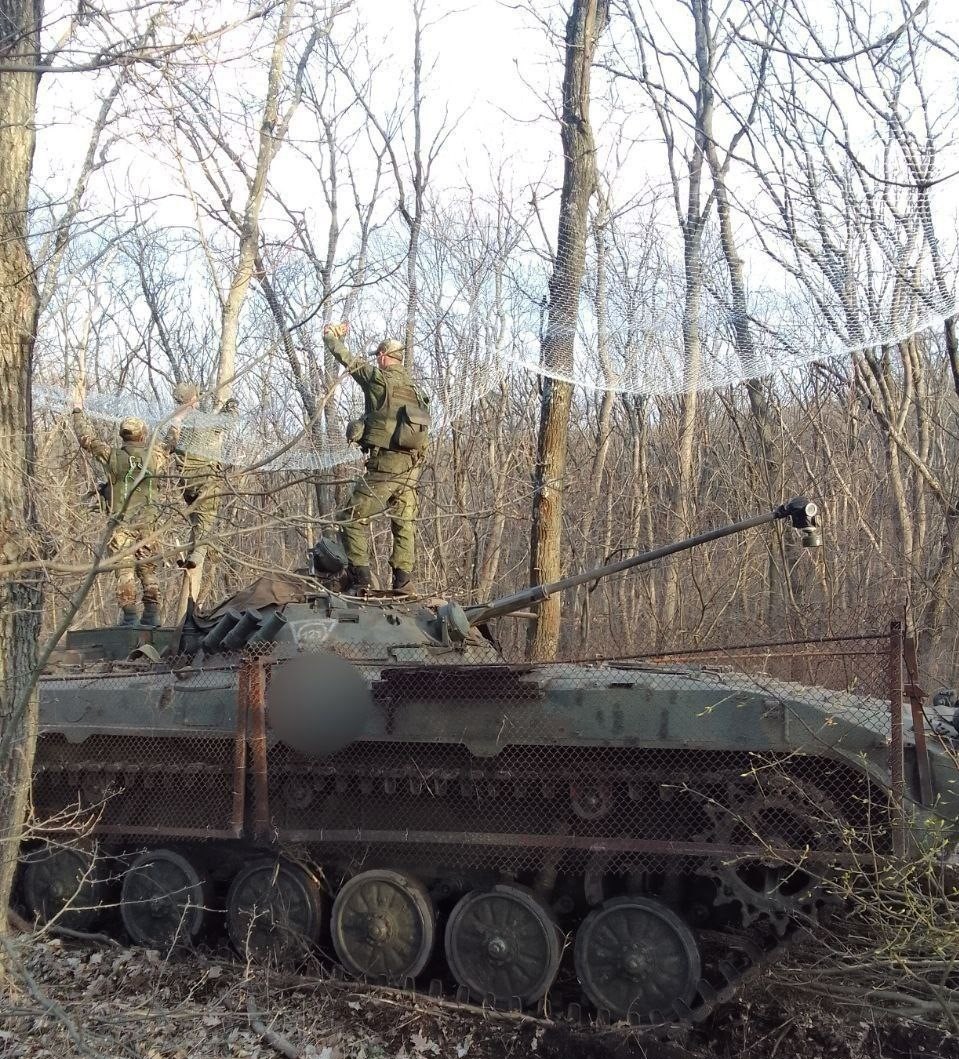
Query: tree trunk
[
  {"left": 658, "top": 0, "right": 709, "bottom": 639},
  {"left": 575, "top": 203, "right": 616, "bottom": 647},
  {"left": 179, "top": 0, "right": 301, "bottom": 612},
  {"left": 215, "top": 0, "right": 297, "bottom": 405},
  {"left": 402, "top": 0, "right": 427, "bottom": 356},
  {"left": 528, "top": 0, "right": 609, "bottom": 661},
  {"left": 0, "top": 0, "right": 43, "bottom": 945},
  {"left": 577, "top": 196, "right": 617, "bottom": 550}
]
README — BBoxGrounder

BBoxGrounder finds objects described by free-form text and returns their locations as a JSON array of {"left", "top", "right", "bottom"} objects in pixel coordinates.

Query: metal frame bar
[
  {"left": 272, "top": 827, "right": 856, "bottom": 862},
  {"left": 246, "top": 657, "right": 270, "bottom": 840},
  {"left": 231, "top": 668, "right": 248, "bottom": 837},
  {"left": 888, "top": 619, "right": 906, "bottom": 856},
  {"left": 902, "top": 630, "right": 935, "bottom": 806},
  {"left": 92, "top": 824, "right": 239, "bottom": 839}
]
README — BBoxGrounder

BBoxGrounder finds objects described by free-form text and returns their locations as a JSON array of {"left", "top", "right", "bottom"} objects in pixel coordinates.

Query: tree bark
[
  {"left": 694, "top": 0, "right": 800, "bottom": 623},
  {"left": 528, "top": 0, "right": 609, "bottom": 661},
  {"left": 575, "top": 200, "right": 616, "bottom": 647},
  {"left": 642, "top": 0, "right": 710, "bottom": 638},
  {"left": 403, "top": 0, "right": 426, "bottom": 357},
  {"left": 180, "top": 0, "right": 309, "bottom": 609},
  {"left": 214, "top": 0, "right": 297, "bottom": 406},
  {"left": 0, "top": 0, "right": 43, "bottom": 946}
]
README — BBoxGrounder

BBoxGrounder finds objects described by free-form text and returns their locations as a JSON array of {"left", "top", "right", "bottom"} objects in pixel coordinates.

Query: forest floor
[{"left": 1, "top": 936, "right": 957, "bottom": 1059}]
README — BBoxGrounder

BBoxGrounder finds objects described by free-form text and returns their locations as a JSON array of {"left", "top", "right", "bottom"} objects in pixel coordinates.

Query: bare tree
[
  {"left": 213, "top": 0, "right": 324, "bottom": 407},
  {"left": 0, "top": 0, "right": 43, "bottom": 949},
  {"left": 528, "top": 0, "right": 610, "bottom": 661},
  {"left": 161, "top": 1, "right": 328, "bottom": 608},
  {"left": 738, "top": 0, "right": 958, "bottom": 662}
]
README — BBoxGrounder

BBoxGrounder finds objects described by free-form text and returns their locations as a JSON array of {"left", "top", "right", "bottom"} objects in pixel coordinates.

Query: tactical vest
[
  {"left": 360, "top": 367, "right": 431, "bottom": 454},
  {"left": 105, "top": 444, "right": 160, "bottom": 517}
]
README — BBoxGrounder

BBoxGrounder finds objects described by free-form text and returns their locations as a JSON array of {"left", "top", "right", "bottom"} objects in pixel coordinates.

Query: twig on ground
[
  {"left": 0, "top": 935, "right": 106, "bottom": 1059},
  {"left": 48, "top": 923, "right": 123, "bottom": 947},
  {"left": 276, "top": 972, "right": 645, "bottom": 1040},
  {"left": 247, "top": 996, "right": 302, "bottom": 1059},
  {"left": 8, "top": 910, "right": 121, "bottom": 947}
]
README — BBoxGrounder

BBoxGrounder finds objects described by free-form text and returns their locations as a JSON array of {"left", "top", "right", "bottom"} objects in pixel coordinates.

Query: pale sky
[
  {"left": 30, "top": 0, "right": 959, "bottom": 409},
  {"left": 35, "top": 0, "right": 558, "bottom": 210}
]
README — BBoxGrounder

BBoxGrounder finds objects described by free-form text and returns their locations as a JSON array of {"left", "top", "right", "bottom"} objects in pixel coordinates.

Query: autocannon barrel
[{"left": 464, "top": 497, "right": 821, "bottom": 627}]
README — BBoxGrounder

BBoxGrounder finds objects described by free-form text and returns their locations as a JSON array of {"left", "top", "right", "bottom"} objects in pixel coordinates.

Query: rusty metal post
[
  {"left": 247, "top": 654, "right": 271, "bottom": 841},
  {"left": 888, "top": 620, "right": 906, "bottom": 857},
  {"left": 231, "top": 660, "right": 249, "bottom": 838},
  {"left": 902, "top": 630, "right": 935, "bottom": 806}
]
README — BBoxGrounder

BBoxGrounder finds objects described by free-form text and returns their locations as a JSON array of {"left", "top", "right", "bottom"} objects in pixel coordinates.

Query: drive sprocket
[{"left": 702, "top": 777, "right": 835, "bottom": 926}]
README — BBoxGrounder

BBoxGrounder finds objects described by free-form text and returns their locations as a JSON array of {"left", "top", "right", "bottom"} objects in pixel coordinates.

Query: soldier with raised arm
[
  {"left": 164, "top": 382, "right": 239, "bottom": 572},
  {"left": 323, "top": 322, "right": 430, "bottom": 594},
  {"left": 71, "top": 387, "right": 173, "bottom": 627}
]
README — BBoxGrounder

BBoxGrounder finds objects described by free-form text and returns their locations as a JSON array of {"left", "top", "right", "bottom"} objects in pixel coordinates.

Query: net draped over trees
[
  {"left": 1, "top": 0, "right": 958, "bottom": 835},
  {"left": 17, "top": 0, "right": 956, "bottom": 668}
]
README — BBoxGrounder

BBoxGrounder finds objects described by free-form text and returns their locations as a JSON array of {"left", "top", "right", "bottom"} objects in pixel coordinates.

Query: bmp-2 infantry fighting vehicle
[{"left": 21, "top": 499, "right": 959, "bottom": 1025}]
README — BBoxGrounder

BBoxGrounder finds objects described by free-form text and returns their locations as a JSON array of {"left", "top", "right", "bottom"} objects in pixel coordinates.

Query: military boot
[
  {"left": 140, "top": 601, "right": 160, "bottom": 628},
  {"left": 343, "top": 564, "right": 372, "bottom": 594},
  {"left": 392, "top": 568, "right": 413, "bottom": 594},
  {"left": 119, "top": 606, "right": 139, "bottom": 627}
]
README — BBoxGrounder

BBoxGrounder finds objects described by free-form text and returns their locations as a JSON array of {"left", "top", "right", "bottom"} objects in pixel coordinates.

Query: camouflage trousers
[
  {"left": 181, "top": 472, "right": 220, "bottom": 549},
  {"left": 108, "top": 525, "right": 159, "bottom": 607},
  {"left": 339, "top": 454, "right": 420, "bottom": 572}
]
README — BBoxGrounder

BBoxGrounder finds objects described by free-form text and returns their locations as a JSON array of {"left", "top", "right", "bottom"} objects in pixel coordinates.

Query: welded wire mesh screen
[
  {"left": 34, "top": 665, "right": 244, "bottom": 840},
  {"left": 626, "top": 631, "right": 893, "bottom": 699},
  {"left": 246, "top": 632, "right": 898, "bottom": 878},
  {"left": 33, "top": 628, "right": 900, "bottom": 873},
  {"left": 263, "top": 742, "right": 889, "bottom": 874}
]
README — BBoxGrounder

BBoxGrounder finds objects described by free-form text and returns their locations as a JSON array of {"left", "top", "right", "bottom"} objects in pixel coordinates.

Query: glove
[{"left": 323, "top": 321, "right": 349, "bottom": 340}]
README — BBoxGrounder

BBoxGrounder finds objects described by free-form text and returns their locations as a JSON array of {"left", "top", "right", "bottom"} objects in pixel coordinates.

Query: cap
[
  {"left": 173, "top": 381, "right": 200, "bottom": 404},
  {"left": 119, "top": 417, "right": 148, "bottom": 441},
  {"left": 376, "top": 339, "right": 404, "bottom": 362}
]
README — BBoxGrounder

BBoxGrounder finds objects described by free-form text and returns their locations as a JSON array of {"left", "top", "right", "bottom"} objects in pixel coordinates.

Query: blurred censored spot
[{"left": 266, "top": 652, "right": 373, "bottom": 757}]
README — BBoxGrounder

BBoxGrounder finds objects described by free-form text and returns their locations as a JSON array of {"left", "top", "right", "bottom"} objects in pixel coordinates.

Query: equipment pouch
[
  {"left": 346, "top": 417, "right": 365, "bottom": 445},
  {"left": 394, "top": 404, "right": 430, "bottom": 453},
  {"left": 310, "top": 537, "right": 348, "bottom": 576}
]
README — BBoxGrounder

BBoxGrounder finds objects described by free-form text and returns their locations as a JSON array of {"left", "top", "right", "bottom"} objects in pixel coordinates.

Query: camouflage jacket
[
  {"left": 73, "top": 411, "right": 166, "bottom": 520},
  {"left": 325, "top": 334, "right": 429, "bottom": 456}
]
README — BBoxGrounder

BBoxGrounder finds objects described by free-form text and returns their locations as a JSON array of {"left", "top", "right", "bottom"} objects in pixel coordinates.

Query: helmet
[
  {"left": 376, "top": 339, "right": 404, "bottom": 362},
  {"left": 310, "top": 537, "right": 348, "bottom": 576},
  {"left": 119, "top": 417, "right": 148, "bottom": 442},
  {"left": 173, "top": 381, "right": 200, "bottom": 404}
]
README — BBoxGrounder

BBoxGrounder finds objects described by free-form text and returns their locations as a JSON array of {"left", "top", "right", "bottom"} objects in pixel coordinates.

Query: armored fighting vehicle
[{"left": 20, "top": 499, "right": 959, "bottom": 1025}]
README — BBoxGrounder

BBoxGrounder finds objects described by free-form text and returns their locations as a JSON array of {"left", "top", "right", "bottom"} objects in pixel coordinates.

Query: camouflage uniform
[
  {"left": 325, "top": 333, "right": 429, "bottom": 580},
  {"left": 73, "top": 411, "right": 166, "bottom": 612},
  {"left": 164, "top": 387, "right": 238, "bottom": 568}
]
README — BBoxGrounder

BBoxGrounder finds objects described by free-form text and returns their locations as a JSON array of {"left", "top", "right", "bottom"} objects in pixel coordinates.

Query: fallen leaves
[
  {"left": 0, "top": 937, "right": 576, "bottom": 1059},
  {"left": 409, "top": 1030, "right": 440, "bottom": 1056}
]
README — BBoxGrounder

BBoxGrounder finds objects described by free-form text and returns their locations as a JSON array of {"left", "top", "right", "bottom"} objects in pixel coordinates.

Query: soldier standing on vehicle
[
  {"left": 71, "top": 387, "right": 172, "bottom": 627},
  {"left": 323, "top": 322, "right": 430, "bottom": 594},
  {"left": 164, "top": 382, "right": 239, "bottom": 572}
]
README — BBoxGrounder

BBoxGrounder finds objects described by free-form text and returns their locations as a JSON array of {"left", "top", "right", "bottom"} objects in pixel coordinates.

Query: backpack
[{"left": 360, "top": 370, "right": 431, "bottom": 454}]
